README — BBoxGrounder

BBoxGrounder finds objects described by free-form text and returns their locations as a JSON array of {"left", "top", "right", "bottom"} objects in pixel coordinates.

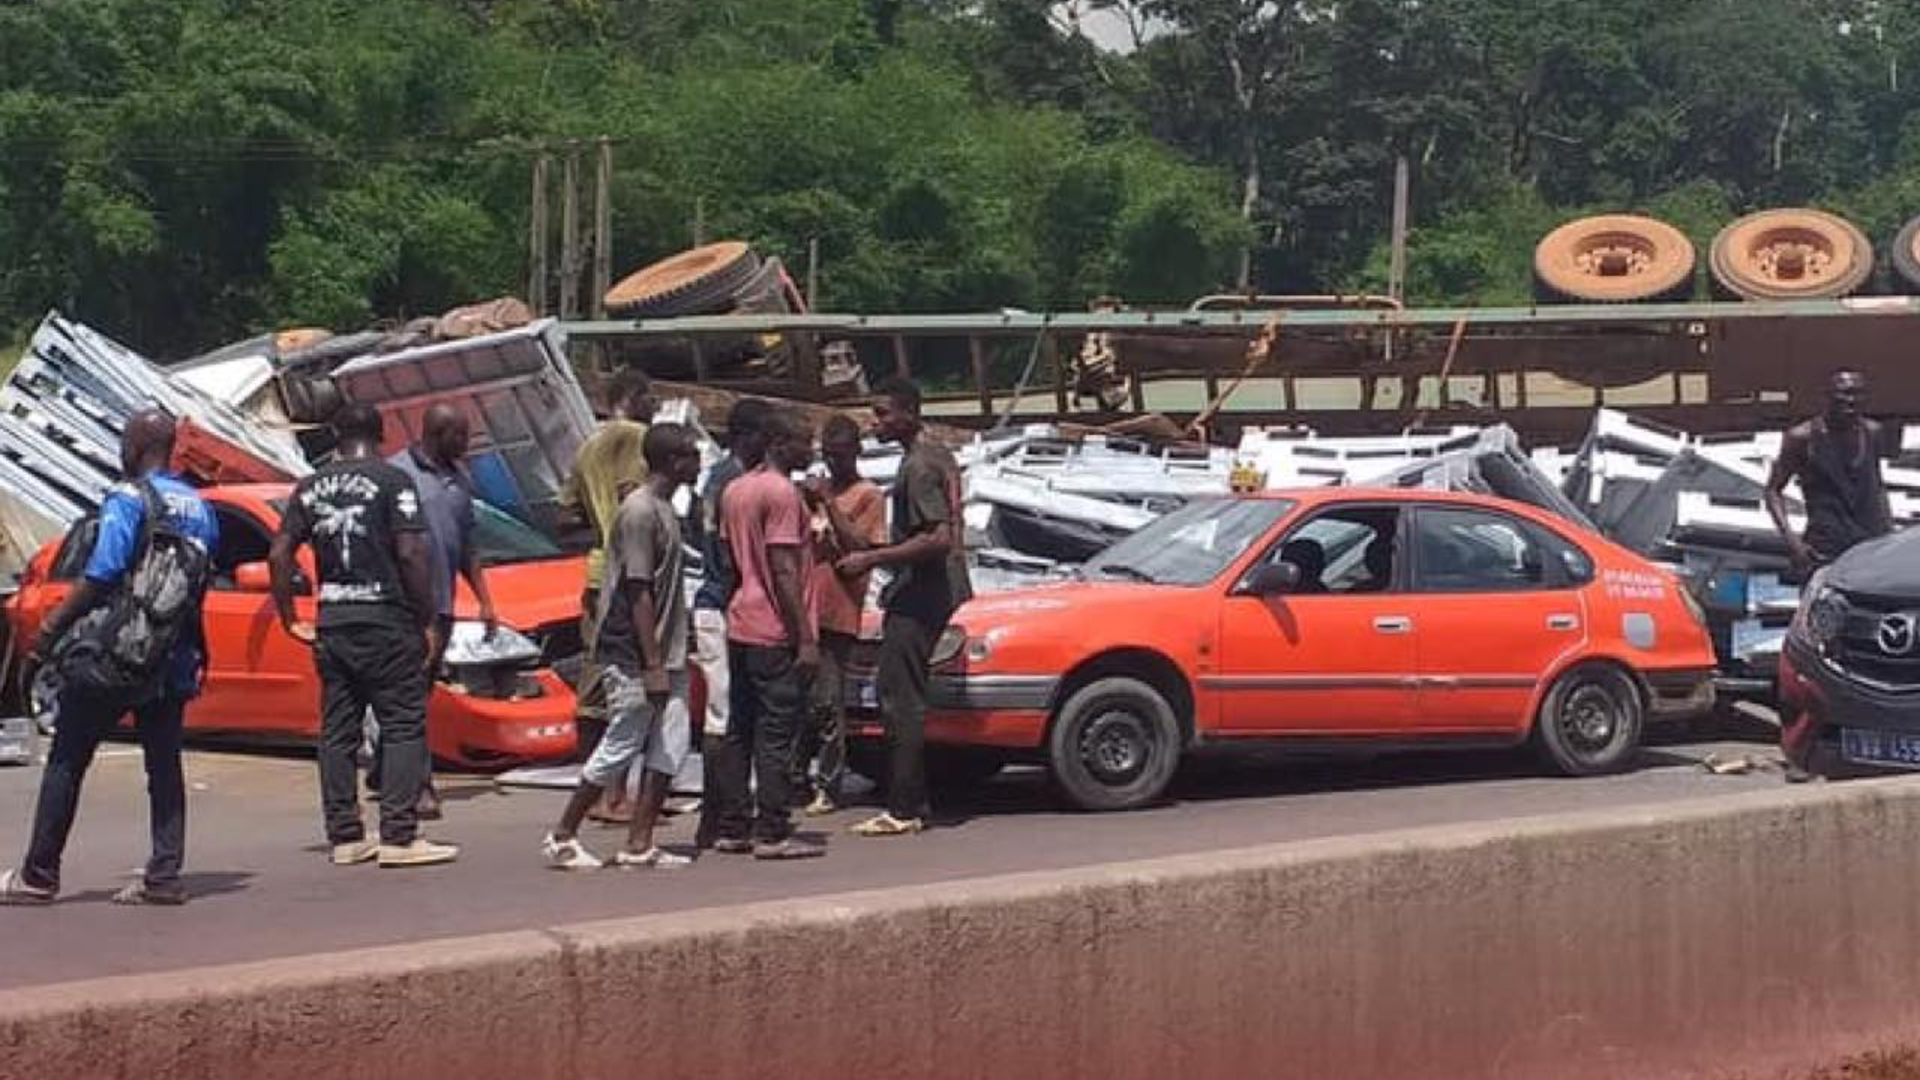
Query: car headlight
[
  {"left": 929, "top": 626, "right": 967, "bottom": 668},
  {"left": 1791, "top": 571, "right": 1845, "bottom": 651},
  {"left": 442, "top": 621, "right": 543, "bottom": 667}
]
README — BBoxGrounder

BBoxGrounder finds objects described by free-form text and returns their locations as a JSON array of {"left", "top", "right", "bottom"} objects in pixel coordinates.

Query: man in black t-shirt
[
  {"left": 271, "top": 404, "right": 458, "bottom": 869},
  {"left": 837, "top": 378, "right": 973, "bottom": 836},
  {"left": 1766, "top": 368, "right": 1894, "bottom": 578}
]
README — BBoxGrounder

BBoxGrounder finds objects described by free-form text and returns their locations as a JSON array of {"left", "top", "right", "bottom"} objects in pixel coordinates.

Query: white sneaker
[
  {"left": 611, "top": 846, "right": 692, "bottom": 869},
  {"left": 543, "top": 833, "right": 603, "bottom": 871},
  {"left": 377, "top": 838, "right": 460, "bottom": 868}
]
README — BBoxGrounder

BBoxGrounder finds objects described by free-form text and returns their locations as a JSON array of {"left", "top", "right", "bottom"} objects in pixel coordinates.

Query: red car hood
[{"left": 451, "top": 556, "right": 587, "bottom": 631}]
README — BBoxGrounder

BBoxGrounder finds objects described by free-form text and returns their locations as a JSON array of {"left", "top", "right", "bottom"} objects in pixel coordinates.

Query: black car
[{"left": 1779, "top": 527, "right": 1920, "bottom": 773}]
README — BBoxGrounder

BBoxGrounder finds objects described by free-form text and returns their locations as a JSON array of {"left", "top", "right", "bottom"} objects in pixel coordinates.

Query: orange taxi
[
  {"left": 882, "top": 488, "right": 1716, "bottom": 810},
  {"left": 8, "top": 484, "right": 585, "bottom": 767}
]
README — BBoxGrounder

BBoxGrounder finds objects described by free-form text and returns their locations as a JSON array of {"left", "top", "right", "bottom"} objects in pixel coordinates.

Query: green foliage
[
  {"left": 10, "top": 0, "right": 1920, "bottom": 353},
  {"left": 0, "top": 0, "right": 1243, "bottom": 354}
]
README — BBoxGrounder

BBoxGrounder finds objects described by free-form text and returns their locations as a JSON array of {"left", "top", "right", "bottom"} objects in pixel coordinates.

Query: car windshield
[
  {"left": 268, "top": 497, "right": 563, "bottom": 566},
  {"left": 1083, "top": 498, "right": 1293, "bottom": 586}
]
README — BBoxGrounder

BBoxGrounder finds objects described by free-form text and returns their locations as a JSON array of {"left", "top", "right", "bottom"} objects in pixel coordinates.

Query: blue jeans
[{"left": 23, "top": 688, "right": 187, "bottom": 893}]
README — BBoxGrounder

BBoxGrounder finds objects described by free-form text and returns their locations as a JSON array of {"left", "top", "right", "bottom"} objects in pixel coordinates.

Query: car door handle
[
  {"left": 1373, "top": 616, "right": 1413, "bottom": 634},
  {"left": 1547, "top": 614, "right": 1580, "bottom": 631}
]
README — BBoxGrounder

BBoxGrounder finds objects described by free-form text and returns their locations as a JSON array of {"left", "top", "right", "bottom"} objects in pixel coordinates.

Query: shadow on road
[{"left": 65, "top": 870, "right": 255, "bottom": 905}]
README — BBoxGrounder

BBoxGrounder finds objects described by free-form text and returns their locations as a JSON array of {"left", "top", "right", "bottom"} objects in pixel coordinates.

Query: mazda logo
[{"left": 1879, "top": 613, "right": 1918, "bottom": 656}]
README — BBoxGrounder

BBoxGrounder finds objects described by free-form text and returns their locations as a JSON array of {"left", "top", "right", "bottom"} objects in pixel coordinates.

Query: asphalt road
[{"left": 0, "top": 712, "right": 1798, "bottom": 990}]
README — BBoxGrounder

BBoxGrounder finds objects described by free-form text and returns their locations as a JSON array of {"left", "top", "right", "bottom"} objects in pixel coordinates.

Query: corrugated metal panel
[{"left": 329, "top": 319, "right": 595, "bottom": 532}]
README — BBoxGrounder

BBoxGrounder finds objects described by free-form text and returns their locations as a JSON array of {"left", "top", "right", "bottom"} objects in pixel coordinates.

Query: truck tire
[
  {"left": 1709, "top": 209, "right": 1873, "bottom": 300},
  {"left": 605, "top": 242, "right": 762, "bottom": 317},
  {"left": 1532, "top": 663, "right": 1644, "bottom": 777},
  {"left": 1046, "top": 677, "right": 1181, "bottom": 811},
  {"left": 1532, "top": 215, "right": 1697, "bottom": 304},
  {"left": 1889, "top": 215, "right": 1920, "bottom": 295}
]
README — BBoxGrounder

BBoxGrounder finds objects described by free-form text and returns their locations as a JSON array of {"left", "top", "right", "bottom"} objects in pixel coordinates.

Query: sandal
[
  {"left": 112, "top": 881, "right": 187, "bottom": 906},
  {"left": 849, "top": 812, "right": 925, "bottom": 837},
  {"left": 0, "top": 868, "right": 54, "bottom": 906}
]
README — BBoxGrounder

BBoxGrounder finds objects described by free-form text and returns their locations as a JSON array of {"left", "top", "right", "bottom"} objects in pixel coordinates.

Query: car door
[
  {"left": 190, "top": 503, "right": 320, "bottom": 737},
  {"left": 1408, "top": 505, "right": 1591, "bottom": 733},
  {"left": 1212, "top": 503, "right": 1418, "bottom": 734}
]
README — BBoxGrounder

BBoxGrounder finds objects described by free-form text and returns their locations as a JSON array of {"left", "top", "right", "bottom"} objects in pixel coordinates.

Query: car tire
[
  {"left": 1046, "top": 677, "right": 1181, "bottom": 811},
  {"left": 1532, "top": 214, "right": 1697, "bottom": 304},
  {"left": 1532, "top": 663, "right": 1644, "bottom": 776},
  {"left": 1709, "top": 209, "right": 1873, "bottom": 300}
]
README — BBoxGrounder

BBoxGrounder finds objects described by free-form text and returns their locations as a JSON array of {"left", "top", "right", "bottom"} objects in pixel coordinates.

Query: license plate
[
  {"left": 1840, "top": 728, "right": 1920, "bottom": 770},
  {"left": 849, "top": 677, "right": 879, "bottom": 710}
]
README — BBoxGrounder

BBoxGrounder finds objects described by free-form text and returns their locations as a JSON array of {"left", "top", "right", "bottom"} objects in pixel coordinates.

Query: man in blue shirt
[
  {"left": 381, "top": 402, "right": 497, "bottom": 820},
  {"left": 2, "top": 410, "right": 219, "bottom": 907}
]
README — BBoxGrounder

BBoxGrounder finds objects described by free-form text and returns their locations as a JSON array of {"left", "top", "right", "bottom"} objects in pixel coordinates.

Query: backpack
[{"left": 52, "top": 480, "right": 213, "bottom": 703}]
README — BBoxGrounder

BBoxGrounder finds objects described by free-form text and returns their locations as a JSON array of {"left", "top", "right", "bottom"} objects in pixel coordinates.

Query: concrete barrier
[{"left": 8, "top": 778, "right": 1920, "bottom": 1080}]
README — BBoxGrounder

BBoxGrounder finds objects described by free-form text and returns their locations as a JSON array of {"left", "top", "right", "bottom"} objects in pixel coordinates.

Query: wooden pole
[
  {"left": 693, "top": 196, "right": 706, "bottom": 247},
  {"left": 1388, "top": 155, "right": 1411, "bottom": 305},
  {"left": 891, "top": 335, "right": 911, "bottom": 379},
  {"left": 591, "top": 137, "right": 612, "bottom": 320},
  {"left": 805, "top": 236, "right": 820, "bottom": 312},
  {"left": 528, "top": 154, "right": 550, "bottom": 315},
  {"left": 559, "top": 146, "right": 581, "bottom": 319},
  {"left": 1047, "top": 333, "right": 1068, "bottom": 414}
]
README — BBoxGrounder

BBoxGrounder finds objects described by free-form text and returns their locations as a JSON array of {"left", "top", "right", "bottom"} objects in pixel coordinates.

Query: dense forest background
[{"left": 5, "top": 0, "right": 1920, "bottom": 356}]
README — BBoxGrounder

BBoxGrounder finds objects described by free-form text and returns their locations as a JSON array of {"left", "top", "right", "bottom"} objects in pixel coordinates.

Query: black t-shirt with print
[{"left": 280, "top": 458, "right": 428, "bottom": 631}]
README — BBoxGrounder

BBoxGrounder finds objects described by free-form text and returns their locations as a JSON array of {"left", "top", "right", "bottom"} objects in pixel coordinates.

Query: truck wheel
[
  {"left": 604, "top": 242, "right": 761, "bottom": 317},
  {"left": 1047, "top": 677, "right": 1181, "bottom": 811},
  {"left": 1533, "top": 664, "right": 1644, "bottom": 776},
  {"left": 1533, "top": 214, "right": 1697, "bottom": 304},
  {"left": 1709, "top": 209, "right": 1873, "bottom": 300},
  {"left": 1890, "top": 214, "right": 1920, "bottom": 294}
]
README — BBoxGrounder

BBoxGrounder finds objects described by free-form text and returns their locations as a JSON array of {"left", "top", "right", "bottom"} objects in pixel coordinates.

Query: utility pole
[
  {"left": 528, "top": 153, "right": 551, "bottom": 315},
  {"left": 559, "top": 144, "right": 581, "bottom": 319},
  {"left": 592, "top": 137, "right": 612, "bottom": 320}
]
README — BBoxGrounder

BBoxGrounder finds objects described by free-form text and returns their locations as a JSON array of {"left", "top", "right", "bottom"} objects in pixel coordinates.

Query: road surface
[{"left": 0, "top": 713, "right": 1792, "bottom": 990}]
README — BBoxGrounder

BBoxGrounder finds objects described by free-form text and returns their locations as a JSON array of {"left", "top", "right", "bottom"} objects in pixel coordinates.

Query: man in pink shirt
[{"left": 712, "top": 409, "right": 825, "bottom": 860}]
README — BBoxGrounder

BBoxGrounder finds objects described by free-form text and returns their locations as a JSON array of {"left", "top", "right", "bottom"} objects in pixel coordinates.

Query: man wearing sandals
[
  {"left": 544, "top": 423, "right": 703, "bottom": 870},
  {"left": 838, "top": 378, "right": 972, "bottom": 838},
  {"left": 2, "top": 411, "right": 218, "bottom": 907}
]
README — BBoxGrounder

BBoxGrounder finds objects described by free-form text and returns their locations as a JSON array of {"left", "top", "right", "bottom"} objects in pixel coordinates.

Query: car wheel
[
  {"left": 1533, "top": 664, "right": 1644, "bottom": 776},
  {"left": 1047, "top": 677, "right": 1181, "bottom": 811},
  {"left": 26, "top": 663, "right": 59, "bottom": 738},
  {"left": 925, "top": 747, "right": 1007, "bottom": 792}
]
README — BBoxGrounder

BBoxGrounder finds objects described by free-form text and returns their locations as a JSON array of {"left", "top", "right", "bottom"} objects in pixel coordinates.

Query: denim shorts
[{"left": 582, "top": 667, "right": 691, "bottom": 787}]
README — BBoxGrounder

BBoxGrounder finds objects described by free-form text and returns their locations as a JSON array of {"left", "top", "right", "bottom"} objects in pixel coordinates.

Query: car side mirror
[
  {"left": 235, "top": 561, "right": 274, "bottom": 593},
  {"left": 1239, "top": 561, "right": 1301, "bottom": 597}
]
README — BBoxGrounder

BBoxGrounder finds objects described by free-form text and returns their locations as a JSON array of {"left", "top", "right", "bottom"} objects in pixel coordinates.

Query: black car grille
[{"left": 1831, "top": 591, "right": 1920, "bottom": 693}]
